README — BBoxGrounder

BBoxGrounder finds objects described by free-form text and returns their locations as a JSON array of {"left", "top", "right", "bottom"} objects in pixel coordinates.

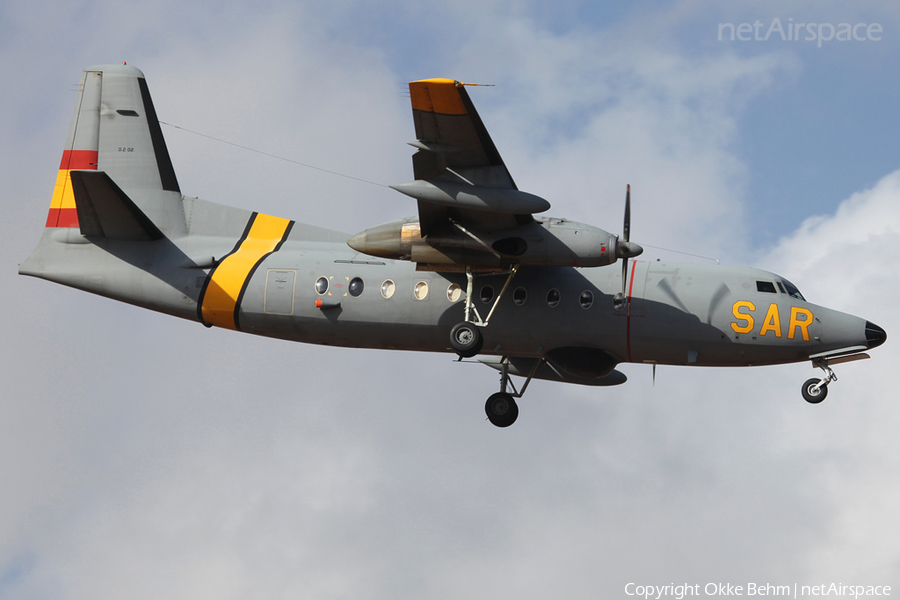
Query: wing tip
[{"left": 409, "top": 79, "right": 467, "bottom": 115}]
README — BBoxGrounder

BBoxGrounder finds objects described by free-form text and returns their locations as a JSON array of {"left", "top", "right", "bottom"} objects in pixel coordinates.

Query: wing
[
  {"left": 349, "top": 80, "right": 619, "bottom": 270},
  {"left": 394, "top": 79, "right": 550, "bottom": 236}
]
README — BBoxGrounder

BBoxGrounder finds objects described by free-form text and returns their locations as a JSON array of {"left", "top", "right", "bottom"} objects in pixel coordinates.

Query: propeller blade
[
  {"left": 624, "top": 184, "right": 630, "bottom": 292},
  {"left": 616, "top": 184, "right": 642, "bottom": 260},
  {"left": 613, "top": 184, "right": 641, "bottom": 310},
  {"left": 620, "top": 184, "right": 632, "bottom": 294},
  {"left": 623, "top": 184, "right": 631, "bottom": 243}
]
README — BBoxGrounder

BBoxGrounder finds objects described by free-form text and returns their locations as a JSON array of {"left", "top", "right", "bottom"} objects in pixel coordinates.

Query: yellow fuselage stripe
[{"left": 201, "top": 213, "right": 293, "bottom": 330}]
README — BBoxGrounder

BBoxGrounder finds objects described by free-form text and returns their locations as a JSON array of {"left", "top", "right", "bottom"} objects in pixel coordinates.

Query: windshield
[{"left": 781, "top": 279, "right": 805, "bottom": 301}]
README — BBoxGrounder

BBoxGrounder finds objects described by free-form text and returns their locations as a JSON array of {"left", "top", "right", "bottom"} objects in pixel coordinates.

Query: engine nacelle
[{"left": 347, "top": 216, "right": 621, "bottom": 268}]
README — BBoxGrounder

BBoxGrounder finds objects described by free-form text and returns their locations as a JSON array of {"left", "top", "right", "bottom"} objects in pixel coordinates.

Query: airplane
[{"left": 19, "top": 64, "right": 887, "bottom": 427}]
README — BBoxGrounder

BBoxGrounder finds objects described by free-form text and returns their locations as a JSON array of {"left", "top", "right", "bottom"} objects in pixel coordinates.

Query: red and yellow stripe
[
  {"left": 46, "top": 150, "right": 98, "bottom": 227},
  {"left": 198, "top": 212, "right": 294, "bottom": 330}
]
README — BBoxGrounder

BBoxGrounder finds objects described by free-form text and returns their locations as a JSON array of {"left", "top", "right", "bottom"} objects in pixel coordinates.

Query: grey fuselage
[{"left": 20, "top": 196, "right": 874, "bottom": 370}]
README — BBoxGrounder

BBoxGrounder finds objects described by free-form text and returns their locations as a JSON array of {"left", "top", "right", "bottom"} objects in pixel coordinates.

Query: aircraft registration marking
[
  {"left": 198, "top": 212, "right": 294, "bottom": 330},
  {"left": 731, "top": 301, "right": 814, "bottom": 341}
]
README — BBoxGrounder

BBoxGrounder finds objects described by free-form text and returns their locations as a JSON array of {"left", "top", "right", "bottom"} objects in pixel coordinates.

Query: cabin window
[
  {"left": 546, "top": 289, "right": 560, "bottom": 307},
  {"left": 480, "top": 285, "right": 494, "bottom": 304},
  {"left": 348, "top": 277, "right": 364, "bottom": 297},
  {"left": 381, "top": 279, "right": 395, "bottom": 299},
  {"left": 513, "top": 287, "right": 527, "bottom": 306},
  {"left": 414, "top": 281, "right": 429, "bottom": 300},
  {"left": 447, "top": 283, "right": 462, "bottom": 302},
  {"left": 315, "top": 276, "right": 328, "bottom": 295},
  {"left": 756, "top": 281, "right": 777, "bottom": 294},
  {"left": 580, "top": 290, "right": 594, "bottom": 309}
]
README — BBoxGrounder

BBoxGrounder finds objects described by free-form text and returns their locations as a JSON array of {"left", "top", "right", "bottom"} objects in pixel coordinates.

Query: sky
[{"left": 2, "top": 1, "right": 899, "bottom": 598}]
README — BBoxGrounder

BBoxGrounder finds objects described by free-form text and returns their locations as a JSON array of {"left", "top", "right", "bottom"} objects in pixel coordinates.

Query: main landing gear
[
  {"left": 450, "top": 322, "right": 483, "bottom": 357},
  {"left": 448, "top": 264, "right": 519, "bottom": 359},
  {"left": 485, "top": 392, "right": 518, "bottom": 428},
  {"left": 446, "top": 264, "right": 537, "bottom": 427},
  {"left": 482, "top": 356, "right": 542, "bottom": 427}
]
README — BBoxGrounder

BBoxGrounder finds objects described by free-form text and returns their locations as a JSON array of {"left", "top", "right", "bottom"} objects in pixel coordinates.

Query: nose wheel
[
  {"left": 802, "top": 358, "right": 837, "bottom": 404},
  {"left": 801, "top": 378, "right": 828, "bottom": 403}
]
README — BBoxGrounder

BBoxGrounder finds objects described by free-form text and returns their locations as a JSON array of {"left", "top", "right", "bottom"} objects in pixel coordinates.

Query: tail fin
[{"left": 45, "top": 64, "right": 184, "bottom": 236}]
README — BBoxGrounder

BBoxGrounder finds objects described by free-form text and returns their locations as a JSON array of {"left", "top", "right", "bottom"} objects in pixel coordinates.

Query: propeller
[{"left": 613, "top": 184, "right": 643, "bottom": 310}]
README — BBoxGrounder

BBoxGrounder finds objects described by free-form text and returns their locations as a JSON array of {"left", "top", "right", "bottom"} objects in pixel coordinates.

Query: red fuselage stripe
[{"left": 626, "top": 260, "right": 638, "bottom": 362}]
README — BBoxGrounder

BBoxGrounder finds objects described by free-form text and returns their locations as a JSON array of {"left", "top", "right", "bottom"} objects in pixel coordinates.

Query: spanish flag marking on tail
[{"left": 46, "top": 150, "right": 98, "bottom": 227}]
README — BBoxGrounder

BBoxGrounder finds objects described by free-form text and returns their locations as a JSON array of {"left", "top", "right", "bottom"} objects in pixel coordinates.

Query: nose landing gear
[
  {"left": 801, "top": 352, "right": 873, "bottom": 404},
  {"left": 801, "top": 378, "right": 829, "bottom": 403},
  {"left": 800, "top": 352, "right": 874, "bottom": 404},
  {"left": 802, "top": 359, "right": 837, "bottom": 403}
]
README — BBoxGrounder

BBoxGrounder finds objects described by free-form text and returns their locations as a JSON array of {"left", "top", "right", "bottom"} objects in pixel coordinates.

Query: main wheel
[
  {"left": 485, "top": 392, "right": 518, "bottom": 428},
  {"left": 450, "top": 322, "right": 483, "bottom": 358},
  {"left": 802, "top": 378, "right": 828, "bottom": 404}
]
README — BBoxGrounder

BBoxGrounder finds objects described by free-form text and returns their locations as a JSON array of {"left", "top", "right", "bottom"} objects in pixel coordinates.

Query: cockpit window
[
  {"left": 756, "top": 281, "right": 777, "bottom": 294},
  {"left": 777, "top": 281, "right": 787, "bottom": 295},
  {"left": 781, "top": 279, "right": 805, "bottom": 301}
]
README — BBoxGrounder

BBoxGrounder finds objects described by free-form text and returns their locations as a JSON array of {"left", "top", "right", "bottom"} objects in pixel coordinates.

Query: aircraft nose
[{"left": 865, "top": 321, "right": 887, "bottom": 349}]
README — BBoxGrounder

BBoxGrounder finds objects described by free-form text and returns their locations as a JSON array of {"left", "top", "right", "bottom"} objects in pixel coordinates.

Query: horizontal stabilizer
[{"left": 71, "top": 170, "right": 163, "bottom": 241}]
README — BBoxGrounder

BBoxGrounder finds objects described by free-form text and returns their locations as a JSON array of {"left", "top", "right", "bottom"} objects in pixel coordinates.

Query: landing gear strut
[
  {"left": 802, "top": 359, "right": 837, "bottom": 404},
  {"left": 445, "top": 264, "right": 538, "bottom": 427},
  {"left": 483, "top": 356, "right": 542, "bottom": 427},
  {"left": 449, "top": 264, "right": 519, "bottom": 359}
]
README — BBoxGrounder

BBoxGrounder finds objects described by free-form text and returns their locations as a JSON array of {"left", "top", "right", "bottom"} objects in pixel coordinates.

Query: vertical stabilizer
[
  {"left": 47, "top": 69, "right": 101, "bottom": 227},
  {"left": 44, "top": 64, "right": 185, "bottom": 236}
]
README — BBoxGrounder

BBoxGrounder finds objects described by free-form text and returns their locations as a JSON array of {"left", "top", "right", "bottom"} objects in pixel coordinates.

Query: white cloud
[
  {"left": 437, "top": 18, "right": 799, "bottom": 262},
  {"left": 2, "top": 0, "right": 899, "bottom": 598},
  {"left": 760, "top": 169, "right": 900, "bottom": 309},
  {"left": 758, "top": 169, "right": 900, "bottom": 582}
]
